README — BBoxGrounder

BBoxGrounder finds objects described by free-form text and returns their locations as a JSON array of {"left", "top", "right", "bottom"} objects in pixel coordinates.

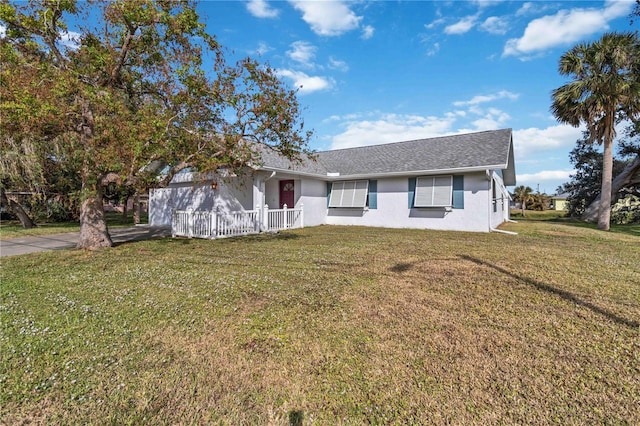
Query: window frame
[
  {"left": 413, "top": 175, "right": 453, "bottom": 208},
  {"left": 328, "top": 180, "right": 370, "bottom": 208}
]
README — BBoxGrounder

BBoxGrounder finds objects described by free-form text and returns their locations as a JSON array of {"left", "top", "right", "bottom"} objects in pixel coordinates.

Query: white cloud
[
  {"left": 287, "top": 41, "right": 316, "bottom": 66},
  {"left": 471, "top": 0, "right": 507, "bottom": 9},
  {"left": 251, "top": 41, "right": 273, "bottom": 56},
  {"left": 330, "top": 113, "right": 458, "bottom": 149},
  {"left": 2, "top": 25, "right": 81, "bottom": 48},
  {"left": 480, "top": 16, "right": 509, "bottom": 35},
  {"left": 512, "top": 125, "right": 583, "bottom": 158},
  {"left": 444, "top": 15, "right": 478, "bottom": 35},
  {"left": 517, "top": 169, "right": 575, "bottom": 191},
  {"left": 503, "top": 1, "right": 633, "bottom": 58},
  {"left": 289, "top": 0, "right": 362, "bottom": 36},
  {"left": 453, "top": 90, "right": 519, "bottom": 107},
  {"left": 515, "top": 2, "right": 535, "bottom": 17},
  {"left": 518, "top": 170, "right": 574, "bottom": 182},
  {"left": 467, "top": 108, "right": 511, "bottom": 131},
  {"left": 419, "top": 33, "right": 441, "bottom": 56},
  {"left": 361, "top": 25, "right": 375, "bottom": 39},
  {"left": 277, "top": 69, "right": 333, "bottom": 94},
  {"left": 328, "top": 56, "right": 349, "bottom": 72},
  {"left": 246, "top": 0, "right": 279, "bottom": 18},
  {"left": 426, "top": 42, "right": 440, "bottom": 56},
  {"left": 425, "top": 18, "right": 446, "bottom": 30},
  {"left": 59, "top": 30, "right": 81, "bottom": 50}
]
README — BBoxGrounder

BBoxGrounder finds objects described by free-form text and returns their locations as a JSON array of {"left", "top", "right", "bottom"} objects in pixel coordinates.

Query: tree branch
[{"left": 110, "top": 17, "right": 137, "bottom": 84}]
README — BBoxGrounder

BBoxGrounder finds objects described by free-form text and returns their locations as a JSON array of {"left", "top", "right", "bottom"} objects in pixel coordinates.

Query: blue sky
[{"left": 198, "top": 0, "right": 637, "bottom": 193}]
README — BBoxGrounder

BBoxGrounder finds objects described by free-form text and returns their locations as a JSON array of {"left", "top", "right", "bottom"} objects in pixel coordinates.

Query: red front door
[{"left": 279, "top": 180, "right": 295, "bottom": 209}]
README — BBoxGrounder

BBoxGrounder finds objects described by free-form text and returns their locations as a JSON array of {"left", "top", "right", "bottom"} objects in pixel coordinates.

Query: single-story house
[
  {"left": 551, "top": 193, "right": 570, "bottom": 211},
  {"left": 149, "top": 128, "right": 516, "bottom": 233}
]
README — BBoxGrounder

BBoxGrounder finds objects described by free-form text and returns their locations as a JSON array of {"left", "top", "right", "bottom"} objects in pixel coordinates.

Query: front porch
[{"left": 171, "top": 204, "right": 304, "bottom": 239}]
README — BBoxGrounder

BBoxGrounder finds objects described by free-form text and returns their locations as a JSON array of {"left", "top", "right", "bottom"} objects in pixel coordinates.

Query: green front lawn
[
  {"left": 0, "top": 212, "right": 148, "bottom": 239},
  {"left": 1, "top": 223, "right": 638, "bottom": 424}
]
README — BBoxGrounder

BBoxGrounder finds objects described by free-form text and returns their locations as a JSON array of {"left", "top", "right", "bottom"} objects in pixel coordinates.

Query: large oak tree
[{"left": 0, "top": 0, "right": 311, "bottom": 248}]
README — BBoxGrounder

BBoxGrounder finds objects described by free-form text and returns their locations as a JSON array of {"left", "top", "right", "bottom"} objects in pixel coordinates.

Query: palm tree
[
  {"left": 551, "top": 32, "right": 640, "bottom": 230},
  {"left": 513, "top": 185, "right": 533, "bottom": 217}
]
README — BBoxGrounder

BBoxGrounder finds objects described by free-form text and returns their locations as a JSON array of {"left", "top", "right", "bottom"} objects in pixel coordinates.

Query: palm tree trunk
[{"left": 598, "top": 136, "right": 614, "bottom": 230}]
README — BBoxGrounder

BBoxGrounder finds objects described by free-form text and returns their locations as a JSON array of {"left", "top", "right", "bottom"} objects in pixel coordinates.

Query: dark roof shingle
[{"left": 261, "top": 129, "right": 515, "bottom": 184}]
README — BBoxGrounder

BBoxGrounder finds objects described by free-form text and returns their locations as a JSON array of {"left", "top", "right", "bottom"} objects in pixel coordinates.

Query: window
[
  {"left": 409, "top": 176, "right": 463, "bottom": 209},
  {"left": 329, "top": 180, "right": 369, "bottom": 208},
  {"left": 414, "top": 175, "right": 453, "bottom": 207}
]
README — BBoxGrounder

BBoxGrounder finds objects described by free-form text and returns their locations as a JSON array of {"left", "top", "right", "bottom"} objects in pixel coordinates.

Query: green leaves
[
  {"left": 1, "top": 0, "right": 311, "bottom": 246},
  {"left": 551, "top": 32, "right": 640, "bottom": 136}
]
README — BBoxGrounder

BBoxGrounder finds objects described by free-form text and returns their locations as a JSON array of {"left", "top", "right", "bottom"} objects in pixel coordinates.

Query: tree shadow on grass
[
  {"left": 459, "top": 255, "right": 639, "bottom": 329},
  {"left": 160, "top": 230, "right": 305, "bottom": 246},
  {"left": 288, "top": 410, "right": 304, "bottom": 426},
  {"left": 390, "top": 262, "right": 414, "bottom": 273},
  {"left": 226, "top": 231, "right": 305, "bottom": 243}
]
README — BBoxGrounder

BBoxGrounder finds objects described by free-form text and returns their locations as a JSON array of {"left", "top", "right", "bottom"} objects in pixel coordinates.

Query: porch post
[
  {"left": 171, "top": 208, "right": 176, "bottom": 237},
  {"left": 300, "top": 203, "right": 304, "bottom": 229},
  {"left": 255, "top": 204, "right": 261, "bottom": 233},
  {"left": 263, "top": 204, "right": 269, "bottom": 231},
  {"left": 210, "top": 210, "right": 217, "bottom": 239},
  {"left": 283, "top": 204, "right": 288, "bottom": 229}
]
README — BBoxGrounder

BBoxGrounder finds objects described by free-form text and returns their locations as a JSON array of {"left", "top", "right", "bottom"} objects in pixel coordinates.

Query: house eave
[
  {"left": 260, "top": 164, "right": 511, "bottom": 181},
  {"left": 258, "top": 166, "right": 330, "bottom": 179}
]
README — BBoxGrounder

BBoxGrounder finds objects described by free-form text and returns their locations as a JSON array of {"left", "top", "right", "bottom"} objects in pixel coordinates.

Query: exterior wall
[
  {"left": 263, "top": 175, "right": 327, "bottom": 227},
  {"left": 149, "top": 182, "right": 215, "bottom": 226},
  {"left": 490, "top": 171, "right": 511, "bottom": 229},
  {"left": 150, "top": 169, "right": 509, "bottom": 232},
  {"left": 298, "top": 178, "right": 328, "bottom": 227},
  {"left": 325, "top": 172, "right": 493, "bottom": 232},
  {"left": 553, "top": 199, "right": 568, "bottom": 210},
  {"left": 148, "top": 171, "right": 253, "bottom": 226}
]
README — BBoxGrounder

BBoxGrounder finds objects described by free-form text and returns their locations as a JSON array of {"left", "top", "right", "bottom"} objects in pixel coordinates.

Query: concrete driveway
[{"left": 0, "top": 226, "right": 171, "bottom": 257}]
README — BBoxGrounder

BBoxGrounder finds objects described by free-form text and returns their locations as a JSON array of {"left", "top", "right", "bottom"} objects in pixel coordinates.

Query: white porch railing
[
  {"left": 265, "top": 204, "right": 303, "bottom": 232},
  {"left": 171, "top": 204, "right": 303, "bottom": 239}
]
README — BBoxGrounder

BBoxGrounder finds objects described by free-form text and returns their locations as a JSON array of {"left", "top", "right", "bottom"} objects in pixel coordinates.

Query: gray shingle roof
[{"left": 260, "top": 129, "right": 515, "bottom": 185}]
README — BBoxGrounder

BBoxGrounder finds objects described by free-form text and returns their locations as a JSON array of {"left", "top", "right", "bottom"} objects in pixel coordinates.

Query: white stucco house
[{"left": 149, "top": 128, "right": 516, "bottom": 234}]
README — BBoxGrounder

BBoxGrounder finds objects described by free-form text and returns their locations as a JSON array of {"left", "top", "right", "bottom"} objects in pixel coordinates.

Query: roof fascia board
[
  {"left": 260, "top": 164, "right": 509, "bottom": 181},
  {"left": 259, "top": 166, "right": 330, "bottom": 179}
]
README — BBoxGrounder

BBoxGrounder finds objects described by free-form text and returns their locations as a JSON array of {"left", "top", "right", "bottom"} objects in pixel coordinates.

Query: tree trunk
[
  {"left": 0, "top": 187, "right": 37, "bottom": 228},
  {"left": 121, "top": 196, "right": 129, "bottom": 224},
  {"left": 133, "top": 194, "right": 140, "bottom": 225},
  {"left": 77, "top": 191, "right": 113, "bottom": 249},
  {"left": 581, "top": 155, "right": 640, "bottom": 222},
  {"left": 76, "top": 96, "right": 113, "bottom": 249},
  {"left": 597, "top": 137, "right": 614, "bottom": 231},
  {"left": 521, "top": 200, "right": 526, "bottom": 217}
]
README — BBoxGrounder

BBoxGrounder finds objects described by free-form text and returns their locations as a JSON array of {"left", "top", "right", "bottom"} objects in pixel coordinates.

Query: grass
[
  {"left": 0, "top": 212, "right": 148, "bottom": 239},
  {"left": 1, "top": 222, "right": 639, "bottom": 424},
  {"left": 510, "top": 209, "right": 640, "bottom": 237}
]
